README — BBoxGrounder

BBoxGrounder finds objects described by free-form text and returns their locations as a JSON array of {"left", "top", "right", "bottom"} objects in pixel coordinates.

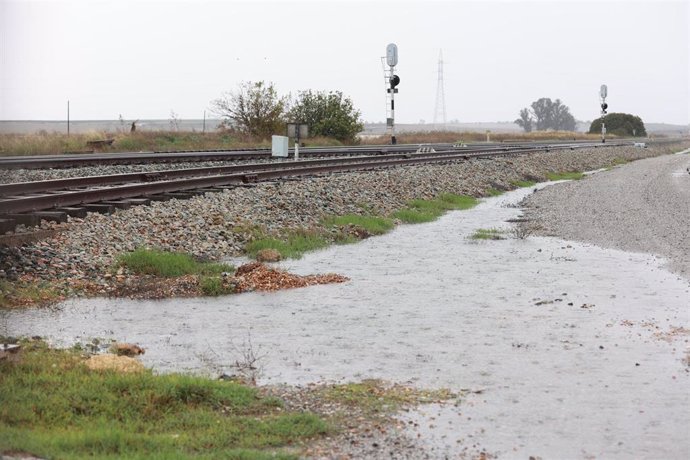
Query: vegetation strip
[
  {"left": 0, "top": 339, "right": 326, "bottom": 459},
  {"left": 0, "top": 339, "right": 457, "bottom": 459}
]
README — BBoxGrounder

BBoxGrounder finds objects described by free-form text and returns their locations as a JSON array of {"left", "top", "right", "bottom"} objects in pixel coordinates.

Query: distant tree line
[
  {"left": 515, "top": 97, "right": 577, "bottom": 132},
  {"left": 210, "top": 81, "right": 363, "bottom": 143},
  {"left": 589, "top": 113, "right": 646, "bottom": 137}
]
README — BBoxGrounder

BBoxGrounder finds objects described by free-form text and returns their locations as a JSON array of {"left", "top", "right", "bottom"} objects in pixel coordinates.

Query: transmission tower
[{"left": 433, "top": 49, "right": 447, "bottom": 129}]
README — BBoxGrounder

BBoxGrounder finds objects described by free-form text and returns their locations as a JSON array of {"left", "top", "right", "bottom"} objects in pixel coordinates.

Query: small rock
[{"left": 111, "top": 342, "right": 145, "bottom": 356}]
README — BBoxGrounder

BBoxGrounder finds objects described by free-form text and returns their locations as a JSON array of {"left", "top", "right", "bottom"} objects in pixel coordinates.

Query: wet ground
[{"left": 3, "top": 183, "right": 689, "bottom": 458}]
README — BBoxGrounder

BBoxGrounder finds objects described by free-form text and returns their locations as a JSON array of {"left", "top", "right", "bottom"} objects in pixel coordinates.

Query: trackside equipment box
[{"left": 272, "top": 135, "right": 288, "bottom": 157}]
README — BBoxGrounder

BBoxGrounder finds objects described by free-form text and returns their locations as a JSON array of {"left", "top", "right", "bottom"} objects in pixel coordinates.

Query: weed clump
[
  {"left": 470, "top": 228, "right": 505, "bottom": 240},
  {"left": 116, "top": 248, "right": 232, "bottom": 277}
]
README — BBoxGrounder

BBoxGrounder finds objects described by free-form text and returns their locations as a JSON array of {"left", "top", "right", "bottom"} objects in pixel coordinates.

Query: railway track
[
  {"left": 0, "top": 140, "right": 645, "bottom": 234},
  {"left": 0, "top": 139, "right": 621, "bottom": 170}
]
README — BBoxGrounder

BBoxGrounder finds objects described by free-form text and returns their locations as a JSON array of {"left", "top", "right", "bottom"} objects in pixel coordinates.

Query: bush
[
  {"left": 589, "top": 113, "right": 646, "bottom": 137},
  {"left": 288, "top": 91, "right": 364, "bottom": 143}
]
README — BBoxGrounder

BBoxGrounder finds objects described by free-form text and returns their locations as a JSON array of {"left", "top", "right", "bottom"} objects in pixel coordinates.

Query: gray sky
[{"left": 1, "top": 0, "right": 688, "bottom": 124}]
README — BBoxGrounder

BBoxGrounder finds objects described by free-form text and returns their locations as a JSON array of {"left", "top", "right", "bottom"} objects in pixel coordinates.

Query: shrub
[{"left": 589, "top": 113, "right": 646, "bottom": 137}]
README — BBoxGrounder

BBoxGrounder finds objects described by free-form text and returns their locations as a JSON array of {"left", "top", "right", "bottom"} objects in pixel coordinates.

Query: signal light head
[
  {"left": 601, "top": 102, "right": 608, "bottom": 114},
  {"left": 390, "top": 74, "right": 400, "bottom": 88}
]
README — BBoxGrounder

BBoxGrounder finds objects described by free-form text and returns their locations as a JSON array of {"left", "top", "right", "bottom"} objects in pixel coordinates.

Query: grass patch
[
  {"left": 323, "top": 214, "right": 394, "bottom": 235},
  {"left": 392, "top": 208, "right": 439, "bottom": 223},
  {"left": 485, "top": 187, "right": 504, "bottom": 197},
  {"left": 470, "top": 228, "right": 505, "bottom": 240},
  {"left": 116, "top": 249, "right": 233, "bottom": 277},
  {"left": 394, "top": 194, "right": 479, "bottom": 224},
  {"left": 437, "top": 193, "right": 479, "bottom": 210},
  {"left": 545, "top": 171, "right": 584, "bottom": 181},
  {"left": 610, "top": 157, "right": 629, "bottom": 167},
  {"left": 199, "top": 276, "right": 234, "bottom": 296},
  {"left": 322, "top": 380, "right": 455, "bottom": 415},
  {"left": 0, "top": 280, "right": 61, "bottom": 309},
  {"left": 510, "top": 179, "right": 537, "bottom": 188},
  {"left": 246, "top": 231, "right": 330, "bottom": 260},
  {"left": 0, "top": 340, "right": 327, "bottom": 459}
]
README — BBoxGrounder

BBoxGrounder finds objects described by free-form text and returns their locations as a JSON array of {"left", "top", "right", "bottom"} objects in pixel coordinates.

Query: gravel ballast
[
  {"left": 1, "top": 143, "right": 688, "bottom": 288},
  {"left": 521, "top": 149, "right": 690, "bottom": 278}
]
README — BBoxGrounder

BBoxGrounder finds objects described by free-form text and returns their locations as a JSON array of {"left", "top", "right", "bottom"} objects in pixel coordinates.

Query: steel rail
[
  {"left": 0, "top": 144, "right": 562, "bottom": 198},
  {"left": 0, "top": 139, "right": 634, "bottom": 170},
  {"left": 0, "top": 142, "right": 630, "bottom": 214}
]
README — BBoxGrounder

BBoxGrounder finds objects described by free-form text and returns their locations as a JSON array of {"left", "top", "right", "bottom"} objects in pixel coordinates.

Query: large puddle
[{"left": 3, "top": 183, "right": 688, "bottom": 458}]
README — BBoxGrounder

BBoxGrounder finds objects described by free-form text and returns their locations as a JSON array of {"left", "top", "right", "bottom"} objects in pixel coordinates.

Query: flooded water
[{"left": 2, "top": 184, "right": 689, "bottom": 458}]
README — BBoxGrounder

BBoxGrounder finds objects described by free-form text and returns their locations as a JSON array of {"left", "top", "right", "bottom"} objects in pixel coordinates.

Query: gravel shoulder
[{"left": 521, "top": 149, "right": 690, "bottom": 279}]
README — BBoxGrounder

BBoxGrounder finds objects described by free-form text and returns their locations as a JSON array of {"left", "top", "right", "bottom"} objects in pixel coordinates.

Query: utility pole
[{"left": 67, "top": 100, "right": 70, "bottom": 137}]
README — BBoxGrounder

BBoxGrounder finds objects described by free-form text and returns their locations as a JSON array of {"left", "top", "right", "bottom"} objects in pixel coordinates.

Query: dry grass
[
  {"left": 365, "top": 130, "right": 611, "bottom": 145},
  {"left": 1, "top": 129, "right": 609, "bottom": 156},
  {"left": 0, "top": 131, "right": 274, "bottom": 156}
]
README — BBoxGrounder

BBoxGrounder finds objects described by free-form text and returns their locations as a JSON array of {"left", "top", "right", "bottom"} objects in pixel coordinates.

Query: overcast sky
[{"left": 1, "top": 0, "right": 688, "bottom": 124}]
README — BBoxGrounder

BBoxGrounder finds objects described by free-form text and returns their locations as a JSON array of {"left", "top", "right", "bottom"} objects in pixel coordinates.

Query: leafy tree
[
  {"left": 211, "top": 81, "right": 287, "bottom": 138},
  {"left": 589, "top": 113, "right": 646, "bottom": 137},
  {"left": 288, "top": 90, "right": 363, "bottom": 142},
  {"left": 515, "top": 97, "right": 576, "bottom": 132},
  {"left": 514, "top": 108, "right": 533, "bottom": 133}
]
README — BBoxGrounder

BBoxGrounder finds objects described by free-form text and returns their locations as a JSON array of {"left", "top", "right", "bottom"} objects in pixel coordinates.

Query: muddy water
[{"left": 3, "top": 184, "right": 689, "bottom": 458}]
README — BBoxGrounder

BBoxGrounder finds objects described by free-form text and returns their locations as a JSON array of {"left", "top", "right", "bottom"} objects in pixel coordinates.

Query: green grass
[
  {"left": 485, "top": 188, "right": 504, "bottom": 197},
  {"left": 322, "top": 380, "right": 456, "bottom": 415},
  {"left": 470, "top": 228, "right": 505, "bottom": 240},
  {"left": 246, "top": 232, "right": 330, "bottom": 260},
  {"left": 392, "top": 208, "right": 439, "bottom": 223},
  {"left": 510, "top": 179, "right": 537, "bottom": 188},
  {"left": 116, "top": 249, "right": 233, "bottom": 277},
  {"left": 0, "top": 280, "right": 61, "bottom": 309},
  {"left": 545, "top": 171, "right": 584, "bottom": 181},
  {"left": 393, "top": 194, "right": 479, "bottom": 224},
  {"left": 323, "top": 214, "right": 394, "bottom": 235},
  {"left": 436, "top": 193, "right": 479, "bottom": 210},
  {"left": 198, "top": 276, "right": 234, "bottom": 296},
  {"left": 0, "top": 341, "right": 327, "bottom": 459}
]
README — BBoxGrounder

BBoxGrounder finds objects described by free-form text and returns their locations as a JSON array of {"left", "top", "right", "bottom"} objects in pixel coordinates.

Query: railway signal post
[
  {"left": 600, "top": 84, "right": 608, "bottom": 144},
  {"left": 385, "top": 43, "right": 400, "bottom": 145}
]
